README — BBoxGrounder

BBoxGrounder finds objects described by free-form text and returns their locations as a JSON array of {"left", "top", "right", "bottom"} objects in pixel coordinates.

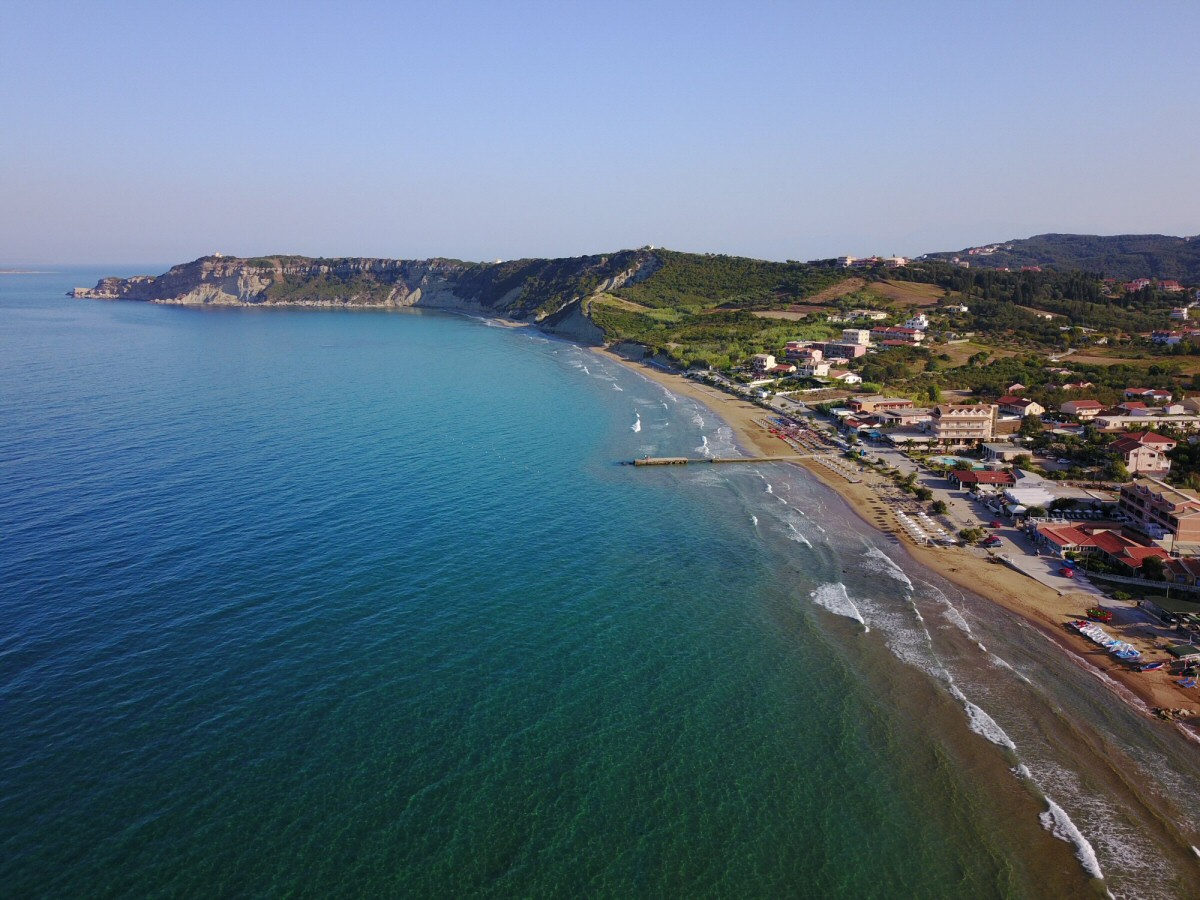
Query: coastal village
[{"left": 654, "top": 265, "right": 1200, "bottom": 723}]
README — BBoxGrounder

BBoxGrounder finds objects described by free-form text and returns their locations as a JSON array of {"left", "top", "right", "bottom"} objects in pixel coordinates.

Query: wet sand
[{"left": 599, "top": 349, "right": 1200, "bottom": 727}]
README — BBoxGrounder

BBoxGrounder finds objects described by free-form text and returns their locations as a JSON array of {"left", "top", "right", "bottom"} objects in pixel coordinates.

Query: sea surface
[{"left": 3, "top": 269, "right": 1200, "bottom": 899}]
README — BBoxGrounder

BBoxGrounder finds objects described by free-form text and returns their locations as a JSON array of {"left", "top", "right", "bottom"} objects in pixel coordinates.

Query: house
[
  {"left": 1006, "top": 383, "right": 1027, "bottom": 394},
  {"left": 845, "top": 309, "right": 889, "bottom": 322},
  {"left": 829, "top": 370, "right": 862, "bottom": 385},
  {"left": 1160, "top": 280, "right": 1185, "bottom": 293},
  {"left": 1163, "top": 556, "right": 1200, "bottom": 585},
  {"left": 1033, "top": 523, "right": 1171, "bottom": 572},
  {"left": 1126, "top": 278, "right": 1152, "bottom": 292},
  {"left": 1116, "top": 401, "right": 1160, "bottom": 416},
  {"left": 931, "top": 404, "right": 997, "bottom": 446},
  {"left": 945, "top": 303, "right": 970, "bottom": 314},
  {"left": 1125, "top": 388, "right": 1173, "bottom": 402},
  {"left": 981, "top": 442, "right": 1027, "bottom": 462},
  {"left": 946, "top": 469, "right": 1016, "bottom": 489},
  {"left": 1060, "top": 381, "right": 1095, "bottom": 391},
  {"left": 1117, "top": 478, "right": 1200, "bottom": 543},
  {"left": 751, "top": 354, "right": 776, "bottom": 373},
  {"left": 870, "top": 326, "right": 924, "bottom": 344},
  {"left": 849, "top": 396, "right": 914, "bottom": 414},
  {"left": 877, "top": 407, "right": 933, "bottom": 428},
  {"left": 1152, "top": 330, "right": 1184, "bottom": 345},
  {"left": 1170, "top": 307, "right": 1191, "bottom": 320},
  {"left": 1060, "top": 399, "right": 1104, "bottom": 421},
  {"left": 997, "top": 396, "right": 1045, "bottom": 418},
  {"left": 1093, "top": 415, "right": 1200, "bottom": 433},
  {"left": 798, "top": 361, "right": 831, "bottom": 378},
  {"left": 811, "top": 340, "right": 869, "bottom": 359},
  {"left": 840, "top": 328, "right": 872, "bottom": 346},
  {"left": 1110, "top": 431, "right": 1175, "bottom": 475},
  {"left": 903, "top": 313, "right": 930, "bottom": 331},
  {"left": 767, "top": 363, "right": 797, "bottom": 376}
]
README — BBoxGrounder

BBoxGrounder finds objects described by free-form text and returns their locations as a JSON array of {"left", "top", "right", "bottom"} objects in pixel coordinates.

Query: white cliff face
[{"left": 71, "top": 250, "right": 662, "bottom": 346}]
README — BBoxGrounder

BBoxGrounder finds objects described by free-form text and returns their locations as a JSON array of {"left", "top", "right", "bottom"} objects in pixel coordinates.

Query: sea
[{"left": 3, "top": 268, "right": 1200, "bottom": 899}]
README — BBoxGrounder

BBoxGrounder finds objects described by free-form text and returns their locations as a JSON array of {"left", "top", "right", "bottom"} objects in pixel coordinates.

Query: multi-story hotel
[
  {"left": 930, "top": 404, "right": 996, "bottom": 446},
  {"left": 1117, "top": 478, "right": 1200, "bottom": 544}
]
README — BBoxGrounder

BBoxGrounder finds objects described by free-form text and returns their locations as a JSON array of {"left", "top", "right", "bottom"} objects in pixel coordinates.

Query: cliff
[{"left": 72, "top": 251, "right": 661, "bottom": 345}]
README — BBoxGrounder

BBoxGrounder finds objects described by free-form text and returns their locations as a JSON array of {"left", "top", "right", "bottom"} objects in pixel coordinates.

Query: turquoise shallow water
[{"left": 3, "top": 270, "right": 1200, "bottom": 898}]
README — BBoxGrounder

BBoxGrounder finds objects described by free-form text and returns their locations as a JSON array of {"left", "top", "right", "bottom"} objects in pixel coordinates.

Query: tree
[
  {"left": 927, "top": 384, "right": 942, "bottom": 403},
  {"left": 1107, "top": 459, "right": 1130, "bottom": 482},
  {"left": 1013, "top": 454, "right": 1033, "bottom": 469},
  {"left": 1141, "top": 556, "right": 1166, "bottom": 582},
  {"left": 1019, "top": 415, "right": 1044, "bottom": 438},
  {"left": 930, "top": 500, "right": 948, "bottom": 515}
]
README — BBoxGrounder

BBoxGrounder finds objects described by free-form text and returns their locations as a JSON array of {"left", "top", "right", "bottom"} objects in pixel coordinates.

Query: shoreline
[{"left": 597, "top": 348, "right": 1200, "bottom": 730}]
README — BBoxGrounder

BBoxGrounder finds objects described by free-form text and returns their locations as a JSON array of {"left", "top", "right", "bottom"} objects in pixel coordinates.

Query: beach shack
[{"left": 1165, "top": 643, "right": 1200, "bottom": 666}]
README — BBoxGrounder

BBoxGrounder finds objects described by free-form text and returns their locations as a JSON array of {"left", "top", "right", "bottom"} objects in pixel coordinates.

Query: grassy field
[
  {"left": 1066, "top": 349, "right": 1200, "bottom": 374},
  {"left": 864, "top": 280, "right": 952, "bottom": 307},
  {"left": 750, "top": 308, "right": 825, "bottom": 320},
  {"left": 936, "top": 341, "right": 1018, "bottom": 366}
]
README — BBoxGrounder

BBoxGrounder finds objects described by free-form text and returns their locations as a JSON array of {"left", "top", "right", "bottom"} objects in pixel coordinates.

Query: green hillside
[{"left": 925, "top": 233, "right": 1200, "bottom": 281}]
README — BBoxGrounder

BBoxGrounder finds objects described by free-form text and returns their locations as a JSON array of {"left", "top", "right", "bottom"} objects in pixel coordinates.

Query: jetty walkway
[{"left": 631, "top": 455, "right": 810, "bottom": 466}]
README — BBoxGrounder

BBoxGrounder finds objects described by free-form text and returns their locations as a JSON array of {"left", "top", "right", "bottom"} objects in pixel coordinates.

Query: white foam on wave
[
  {"left": 750, "top": 514, "right": 759, "bottom": 529},
  {"left": 696, "top": 434, "right": 712, "bottom": 457},
  {"left": 691, "top": 411, "right": 705, "bottom": 429},
  {"left": 612, "top": 384, "right": 623, "bottom": 391},
  {"left": 631, "top": 413, "right": 642, "bottom": 433},
  {"left": 949, "top": 685, "right": 1017, "bottom": 750},
  {"left": 810, "top": 583, "right": 868, "bottom": 632},
  {"left": 582, "top": 365, "right": 591, "bottom": 375},
  {"left": 863, "top": 547, "right": 914, "bottom": 590},
  {"left": 1192, "top": 845, "right": 1200, "bottom": 859},
  {"left": 786, "top": 521, "right": 813, "bottom": 548},
  {"left": 765, "top": 483, "right": 773, "bottom": 494},
  {"left": 1040, "top": 798, "right": 1105, "bottom": 881}
]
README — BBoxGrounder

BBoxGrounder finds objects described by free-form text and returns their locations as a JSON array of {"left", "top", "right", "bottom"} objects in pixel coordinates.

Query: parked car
[
  {"left": 982, "top": 536, "right": 1003, "bottom": 547},
  {"left": 988, "top": 520, "right": 1002, "bottom": 528}
]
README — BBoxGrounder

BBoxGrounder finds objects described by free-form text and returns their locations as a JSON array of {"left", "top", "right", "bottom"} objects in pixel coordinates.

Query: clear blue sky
[{"left": 3, "top": 0, "right": 1197, "bottom": 264}]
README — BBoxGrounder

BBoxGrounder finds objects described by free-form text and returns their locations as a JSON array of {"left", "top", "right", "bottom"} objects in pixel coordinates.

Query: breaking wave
[
  {"left": 1040, "top": 798, "right": 1105, "bottom": 881},
  {"left": 949, "top": 685, "right": 1017, "bottom": 750},
  {"left": 863, "top": 547, "right": 914, "bottom": 590},
  {"left": 810, "top": 583, "right": 868, "bottom": 632},
  {"left": 631, "top": 413, "right": 641, "bottom": 433}
]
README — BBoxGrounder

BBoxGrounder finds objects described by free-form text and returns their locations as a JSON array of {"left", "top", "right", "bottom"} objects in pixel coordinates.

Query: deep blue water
[{"left": 3, "top": 270, "right": 1200, "bottom": 898}]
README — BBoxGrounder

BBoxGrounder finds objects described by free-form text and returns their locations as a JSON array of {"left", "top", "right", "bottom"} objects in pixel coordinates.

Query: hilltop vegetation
[{"left": 925, "top": 233, "right": 1200, "bottom": 281}]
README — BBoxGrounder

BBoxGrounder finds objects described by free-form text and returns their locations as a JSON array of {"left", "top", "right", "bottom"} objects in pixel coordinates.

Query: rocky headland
[{"left": 72, "top": 251, "right": 661, "bottom": 345}]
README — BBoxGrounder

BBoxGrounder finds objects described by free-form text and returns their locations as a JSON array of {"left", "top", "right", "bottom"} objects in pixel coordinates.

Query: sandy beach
[{"left": 598, "top": 349, "right": 1200, "bottom": 728}]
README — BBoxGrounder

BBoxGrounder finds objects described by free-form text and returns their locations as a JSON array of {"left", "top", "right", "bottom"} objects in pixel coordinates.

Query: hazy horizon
[{"left": 4, "top": 1, "right": 1198, "bottom": 265}]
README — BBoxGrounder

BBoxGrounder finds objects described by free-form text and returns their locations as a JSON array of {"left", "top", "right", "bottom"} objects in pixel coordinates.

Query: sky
[{"left": 2, "top": 0, "right": 1198, "bottom": 265}]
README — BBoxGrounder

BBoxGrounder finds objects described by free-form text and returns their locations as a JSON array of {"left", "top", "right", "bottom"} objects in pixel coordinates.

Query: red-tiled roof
[
  {"left": 1038, "top": 524, "right": 1091, "bottom": 546},
  {"left": 1122, "top": 431, "right": 1175, "bottom": 445},
  {"left": 950, "top": 470, "right": 1016, "bottom": 485}
]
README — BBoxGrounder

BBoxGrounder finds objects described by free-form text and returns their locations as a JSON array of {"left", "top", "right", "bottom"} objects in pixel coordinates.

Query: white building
[
  {"left": 751, "top": 353, "right": 776, "bottom": 373},
  {"left": 903, "top": 313, "right": 930, "bottom": 331},
  {"left": 840, "top": 328, "right": 872, "bottom": 346}
]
